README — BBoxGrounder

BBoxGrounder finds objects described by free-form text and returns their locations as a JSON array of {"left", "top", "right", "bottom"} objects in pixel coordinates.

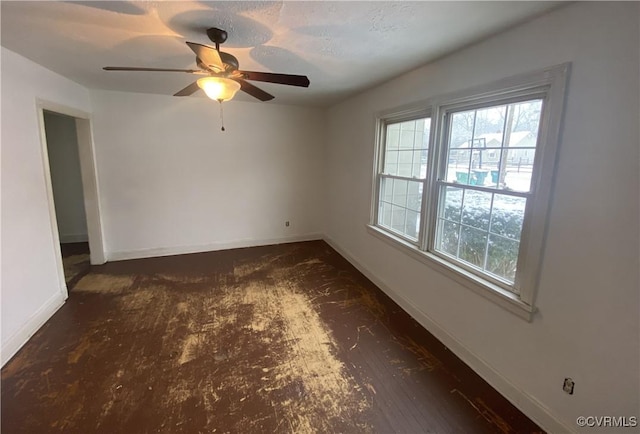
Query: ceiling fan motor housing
[{"left": 220, "top": 52, "right": 239, "bottom": 71}]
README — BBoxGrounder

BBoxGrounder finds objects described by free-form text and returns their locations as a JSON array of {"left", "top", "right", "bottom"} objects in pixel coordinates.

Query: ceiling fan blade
[
  {"left": 174, "top": 81, "right": 201, "bottom": 97},
  {"left": 104, "top": 66, "right": 203, "bottom": 73},
  {"left": 234, "top": 79, "right": 274, "bottom": 102},
  {"left": 185, "top": 42, "right": 224, "bottom": 72},
  {"left": 238, "top": 71, "right": 310, "bottom": 87}
]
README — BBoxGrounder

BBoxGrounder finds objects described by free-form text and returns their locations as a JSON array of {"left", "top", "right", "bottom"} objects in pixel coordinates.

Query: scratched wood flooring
[{"left": 2, "top": 241, "right": 543, "bottom": 433}]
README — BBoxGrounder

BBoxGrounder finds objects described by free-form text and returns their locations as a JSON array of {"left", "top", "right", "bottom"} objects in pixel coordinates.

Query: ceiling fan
[{"left": 103, "top": 27, "right": 310, "bottom": 102}]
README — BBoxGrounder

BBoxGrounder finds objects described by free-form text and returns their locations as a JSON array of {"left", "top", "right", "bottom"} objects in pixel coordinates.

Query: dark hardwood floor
[
  {"left": 1, "top": 241, "right": 543, "bottom": 433},
  {"left": 59, "top": 242, "right": 91, "bottom": 288},
  {"left": 60, "top": 242, "right": 90, "bottom": 258}
]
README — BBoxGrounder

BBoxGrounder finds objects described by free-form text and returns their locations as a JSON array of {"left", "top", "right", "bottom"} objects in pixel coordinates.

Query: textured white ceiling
[{"left": 1, "top": 1, "right": 561, "bottom": 107}]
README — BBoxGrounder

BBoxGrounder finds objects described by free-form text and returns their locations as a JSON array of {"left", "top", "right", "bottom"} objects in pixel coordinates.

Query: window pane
[
  {"left": 473, "top": 105, "right": 506, "bottom": 143},
  {"left": 392, "top": 179, "right": 408, "bottom": 208},
  {"left": 487, "top": 234, "right": 519, "bottom": 283},
  {"left": 459, "top": 226, "right": 488, "bottom": 268},
  {"left": 379, "top": 201, "right": 391, "bottom": 227},
  {"left": 414, "top": 122, "right": 424, "bottom": 147},
  {"left": 380, "top": 177, "right": 393, "bottom": 202},
  {"left": 417, "top": 118, "right": 431, "bottom": 154},
  {"left": 507, "top": 100, "right": 542, "bottom": 146},
  {"left": 400, "top": 129, "right": 415, "bottom": 149},
  {"left": 436, "top": 219, "right": 460, "bottom": 256},
  {"left": 405, "top": 210, "right": 420, "bottom": 239},
  {"left": 441, "top": 186, "right": 463, "bottom": 222},
  {"left": 407, "top": 181, "right": 422, "bottom": 212},
  {"left": 391, "top": 205, "right": 406, "bottom": 233},
  {"left": 502, "top": 149, "right": 536, "bottom": 192},
  {"left": 474, "top": 150, "right": 498, "bottom": 186},
  {"left": 448, "top": 150, "right": 472, "bottom": 184},
  {"left": 461, "top": 190, "right": 492, "bottom": 230},
  {"left": 413, "top": 149, "right": 426, "bottom": 178},
  {"left": 386, "top": 124, "right": 400, "bottom": 150},
  {"left": 397, "top": 150, "right": 413, "bottom": 177},
  {"left": 383, "top": 150, "right": 398, "bottom": 174},
  {"left": 490, "top": 195, "right": 526, "bottom": 241},
  {"left": 450, "top": 111, "right": 475, "bottom": 148}
]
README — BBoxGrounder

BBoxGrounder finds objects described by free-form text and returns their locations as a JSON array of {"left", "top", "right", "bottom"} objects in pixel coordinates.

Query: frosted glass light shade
[{"left": 197, "top": 77, "right": 241, "bottom": 101}]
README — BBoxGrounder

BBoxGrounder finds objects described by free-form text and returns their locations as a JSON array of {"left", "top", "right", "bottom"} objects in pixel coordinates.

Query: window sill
[{"left": 366, "top": 224, "right": 535, "bottom": 321}]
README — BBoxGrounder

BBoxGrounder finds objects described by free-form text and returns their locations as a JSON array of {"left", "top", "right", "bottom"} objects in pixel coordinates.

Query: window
[
  {"left": 370, "top": 65, "right": 569, "bottom": 318},
  {"left": 435, "top": 98, "right": 542, "bottom": 286},
  {"left": 376, "top": 115, "right": 431, "bottom": 241}
]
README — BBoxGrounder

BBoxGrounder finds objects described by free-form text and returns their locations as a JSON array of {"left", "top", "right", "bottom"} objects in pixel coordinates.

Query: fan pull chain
[{"left": 218, "top": 99, "right": 225, "bottom": 132}]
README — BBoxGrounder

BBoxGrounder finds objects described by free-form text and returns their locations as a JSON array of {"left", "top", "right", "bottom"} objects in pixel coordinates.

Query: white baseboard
[
  {"left": 59, "top": 233, "right": 89, "bottom": 243},
  {"left": 322, "top": 235, "right": 573, "bottom": 434},
  {"left": 1, "top": 292, "right": 66, "bottom": 367},
  {"left": 107, "top": 233, "right": 324, "bottom": 262}
]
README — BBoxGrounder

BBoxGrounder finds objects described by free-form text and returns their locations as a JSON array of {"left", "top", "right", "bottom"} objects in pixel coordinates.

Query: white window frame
[
  {"left": 372, "top": 108, "right": 431, "bottom": 246},
  {"left": 368, "top": 64, "right": 570, "bottom": 320}
]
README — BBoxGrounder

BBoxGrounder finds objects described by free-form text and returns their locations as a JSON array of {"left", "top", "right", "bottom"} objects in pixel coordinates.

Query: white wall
[
  {"left": 90, "top": 90, "right": 325, "bottom": 260},
  {"left": 44, "top": 111, "right": 88, "bottom": 243},
  {"left": 325, "top": 2, "right": 639, "bottom": 432},
  {"left": 1, "top": 47, "right": 92, "bottom": 364}
]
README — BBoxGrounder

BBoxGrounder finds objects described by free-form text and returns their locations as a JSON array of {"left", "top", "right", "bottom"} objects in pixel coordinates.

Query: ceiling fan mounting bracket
[{"left": 207, "top": 27, "right": 228, "bottom": 49}]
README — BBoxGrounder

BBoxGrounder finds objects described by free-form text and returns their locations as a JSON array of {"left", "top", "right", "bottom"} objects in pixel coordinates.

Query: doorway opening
[
  {"left": 38, "top": 102, "right": 105, "bottom": 299},
  {"left": 43, "top": 110, "right": 91, "bottom": 287}
]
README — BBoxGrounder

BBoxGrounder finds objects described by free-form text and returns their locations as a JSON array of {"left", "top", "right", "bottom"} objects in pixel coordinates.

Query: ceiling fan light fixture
[{"left": 197, "top": 77, "right": 240, "bottom": 101}]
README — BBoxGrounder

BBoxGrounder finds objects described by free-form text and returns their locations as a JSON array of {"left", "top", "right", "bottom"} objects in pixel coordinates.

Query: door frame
[{"left": 37, "top": 99, "right": 106, "bottom": 298}]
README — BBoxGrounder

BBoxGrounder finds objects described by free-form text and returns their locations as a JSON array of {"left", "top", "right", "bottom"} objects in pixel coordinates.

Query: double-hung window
[
  {"left": 371, "top": 65, "right": 569, "bottom": 318},
  {"left": 376, "top": 112, "right": 431, "bottom": 242}
]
